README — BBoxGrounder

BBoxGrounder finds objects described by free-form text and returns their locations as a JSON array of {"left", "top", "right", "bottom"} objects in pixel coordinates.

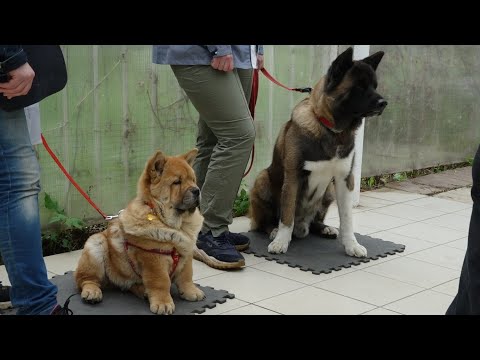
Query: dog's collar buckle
[
  {"left": 146, "top": 213, "right": 156, "bottom": 221},
  {"left": 145, "top": 201, "right": 159, "bottom": 220}
]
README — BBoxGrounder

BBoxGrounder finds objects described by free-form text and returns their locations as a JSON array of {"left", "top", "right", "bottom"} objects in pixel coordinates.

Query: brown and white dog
[
  {"left": 75, "top": 149, "right": 205, "bottom": 315},
  {"left": 249, "top": 47, "right": 387, "bottom": 257}
]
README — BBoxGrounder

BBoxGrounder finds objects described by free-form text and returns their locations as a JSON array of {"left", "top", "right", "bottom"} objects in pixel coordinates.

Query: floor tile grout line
[
  {"left": 360, "top": 191, "right": 472, "bottom": 210},
  {"left": 325, "top": 209, "right": 466, "bottom": 235},
  {"left": 249, "top": 304, "right": 284, "bottom": 315},
  {"left": 358, "top": 306, "right": 405, "bottom": 315},
  {"left": 242, "top": 284, "right": 311, "bottom": 305},
  {"left": 298, "top": 284, "right": 387, "bottom": 309},
  {"left": 378, "top": 307, "right": 404, "bottom": 315},
  {"left": 247, "top": 284, "right": 379, "bottom": 314},
  {"left": 341, "top": 265, "right": 433, "bottom": 289},
  {"left": 362, "top": 262, "right": 459, "bottom": 290},
  {"left": 426, "top": 277, "right": 460, "bottom": 294},
  {"left": 368, "top": 208, "right": 459, "bottom": 223},
  {"left": 405, "top": 251, "right": 464, "bottom": 272},
  {"left": 355, "top": 211, "right": 470, "bottom": 237},
  {"left": 216, "top": 302, "right": 284, "bottom": 315},
  {"left": 380, "top": 287, "right": 454, "bottom": 310},
  {"left": 249, "top": 261, "right": 360, "bottom": 285}
]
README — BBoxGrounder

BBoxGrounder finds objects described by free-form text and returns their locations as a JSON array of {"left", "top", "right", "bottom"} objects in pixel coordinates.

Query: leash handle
[{"left": 41, "top": 133, "right": 109, "bottom": 220}]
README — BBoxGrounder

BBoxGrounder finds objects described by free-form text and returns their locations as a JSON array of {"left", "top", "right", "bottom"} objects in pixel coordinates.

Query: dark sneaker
[
  {"left": 194, "top": 231, "right": 245, "bottom": 270},
  {"left": 0, "top": 281, "right": 12, "bottom": 310},
  {"left": 224, "top": 231, "right": 250, "bottom": 251},
  {"left": 50, "top": 294, "right": 75, "bottom": 315}
]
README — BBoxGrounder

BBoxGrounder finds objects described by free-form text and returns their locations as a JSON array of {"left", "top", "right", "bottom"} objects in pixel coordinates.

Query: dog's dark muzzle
[
  {"left": 177, "top": 187, "right": 200, "bottom": 212},
  {"left": 363, "top": 98, "right": 388, "bottom": 117}
]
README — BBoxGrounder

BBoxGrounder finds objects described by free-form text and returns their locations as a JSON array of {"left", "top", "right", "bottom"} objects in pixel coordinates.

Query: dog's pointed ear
[
  {"left": 361, "top": 51, "right": 384, "bottom": 71},
  {"left": 181, "top": 148, "right": 198, "bottom": 166},
  {"left": 325, "top": 47, "right": 354, "bottom": 92},
  {"left": 148, "top": 150, "right": 166, "bottom": 181},
  {"left": 138, "top": 150, "right": 167, "bottom": 197}
]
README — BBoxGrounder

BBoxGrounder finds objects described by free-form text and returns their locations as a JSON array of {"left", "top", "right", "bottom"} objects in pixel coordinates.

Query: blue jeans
[
  {"left": 446, "top": 143, "right": 480, "bottom": 315},
  {"left": 0, "top": 108, "right": 58, "bottom": 315}
]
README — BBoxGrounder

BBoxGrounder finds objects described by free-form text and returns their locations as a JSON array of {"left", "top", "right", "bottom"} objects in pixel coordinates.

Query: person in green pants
[{"left": 153, "top": 45, "right": 264, "bottom": 270}]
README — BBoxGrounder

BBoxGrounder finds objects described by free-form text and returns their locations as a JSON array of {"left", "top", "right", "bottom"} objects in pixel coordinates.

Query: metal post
[{"left": 352, "top": 45, "right": 370, "bottom": 207}]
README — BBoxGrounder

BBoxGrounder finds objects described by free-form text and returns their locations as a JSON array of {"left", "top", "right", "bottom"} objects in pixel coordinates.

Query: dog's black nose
[
  {"left": 191, "top": 187, "right": 200, "bottom": 197},
  {"left": 377, "top": 99, "right": 388, "bottom": 109}
]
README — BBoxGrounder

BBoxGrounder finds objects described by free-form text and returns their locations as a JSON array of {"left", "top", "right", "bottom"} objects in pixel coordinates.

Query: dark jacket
[{"left": 0, "top": 45, "right": 28, "bottom": 75}]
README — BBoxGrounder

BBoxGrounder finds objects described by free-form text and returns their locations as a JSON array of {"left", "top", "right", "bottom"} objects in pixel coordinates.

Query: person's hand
[
  {"left": 0, "top": 63, "right": 35, "bottom": 99},
  {"left": 257, "top": 54, "right": 264, "bottom": 70},
  {"left": 211, "top": 54, "right": 234, "bottom": 72}
]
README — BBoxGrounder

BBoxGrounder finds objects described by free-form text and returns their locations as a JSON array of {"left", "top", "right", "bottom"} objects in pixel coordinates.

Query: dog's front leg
[
  {"left": 175, "top": 255, "right": 205, "bottom": 302},
  {"left": 268, "top": 169, "right": 298, "bottom": 254},
  {"left": 334, "top": 172, "right": 367, "bottom": 257},
  {"left": 141, "top": 255, "right": 175, "bottom": 315}
]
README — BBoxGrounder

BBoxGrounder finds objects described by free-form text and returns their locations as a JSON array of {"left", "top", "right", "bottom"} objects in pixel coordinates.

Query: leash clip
[
  {"left": 105, "top": 209, "right": 124, "bottom": 221},
  {"left": 294, "top": 87, "right": 312, "bottom": 93}
]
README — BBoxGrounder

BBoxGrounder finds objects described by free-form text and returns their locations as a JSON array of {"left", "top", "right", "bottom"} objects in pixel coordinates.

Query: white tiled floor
[{"left": 0, "top": 186, "right": 472, "bottom": 315}]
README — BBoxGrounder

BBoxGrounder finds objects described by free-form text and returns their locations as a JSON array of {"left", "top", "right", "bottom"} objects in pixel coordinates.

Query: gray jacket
[{"left": 152, "top": 45, "right": 264, "bottom": 69}]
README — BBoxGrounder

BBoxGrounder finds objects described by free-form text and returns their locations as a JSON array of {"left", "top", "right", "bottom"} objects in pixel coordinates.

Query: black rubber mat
[
  {"left": 3, "top": 271, "right": 234, "bottom": 315},
  {"left": 242, "top": 231, "right": 405, "bottom": 274}
]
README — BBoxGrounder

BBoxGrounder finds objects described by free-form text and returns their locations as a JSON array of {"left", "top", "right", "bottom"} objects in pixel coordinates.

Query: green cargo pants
[{"left": 171, "top": 65, "right": 255, "bottom": 236}]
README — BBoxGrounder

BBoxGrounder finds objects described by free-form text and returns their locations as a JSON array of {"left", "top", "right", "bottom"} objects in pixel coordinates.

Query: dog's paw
[
  {"left": 179, "top": 286, "right": 205, "bottom": 302},
  {"left": 81, "top": 284, "right": 103, "bottom": 304},
  {"left": 269, "top": 228, "right": 278, "bottom": 241},
  {"left": 321, "top": 225, "right": 339, "bottom": 238},
  {"left": 150, "top": 299, "right": 175, "bottom": 315},
  {"left": 268, "top": 231, "right": 291, "bottom": 254},
  {"left": 293, "top": 222, "right": 310, "bottom": 238},
  {"left": 344, "top": 241, "right": 368, "bottom": 258}
]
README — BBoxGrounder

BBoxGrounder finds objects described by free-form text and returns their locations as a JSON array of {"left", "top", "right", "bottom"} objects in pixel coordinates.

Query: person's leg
[
  {"left": 0, "top": 108, "right": 58, "bottom": 315},
  {"left": 446, "top": 144, "right": 480, "bottom": 315},
  {"left": 192, "top": 115, "right": 217, "bottom": 190},
  {"left": 172, "top": 65, "right": 255, "bottom": 235},
  {"left": 171, "top": 65, "right": 255, "bottom": 268}
]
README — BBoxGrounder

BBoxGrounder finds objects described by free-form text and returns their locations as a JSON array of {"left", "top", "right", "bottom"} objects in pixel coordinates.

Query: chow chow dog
[{"left": 75, "top": 149, "right": 205, "bottom": 314}]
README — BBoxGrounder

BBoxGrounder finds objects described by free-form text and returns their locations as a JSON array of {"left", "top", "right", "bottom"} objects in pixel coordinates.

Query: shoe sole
[
  {"left": 0, "top": 301, "right": 12, "bottom": 310},
  {"left": 193, "top": 248, "right": 245, "bottom": 270},
  {"left": 235, "top": 243, "right": 250, "bottom": 251}
]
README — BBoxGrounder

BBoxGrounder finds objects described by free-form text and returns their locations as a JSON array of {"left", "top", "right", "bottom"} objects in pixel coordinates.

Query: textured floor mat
[
  {"left": 3, "top": 271, "right": 234, "bottom": 315},
  {"left": 242, "top": 232, "right": 405, "bottom": 274}
]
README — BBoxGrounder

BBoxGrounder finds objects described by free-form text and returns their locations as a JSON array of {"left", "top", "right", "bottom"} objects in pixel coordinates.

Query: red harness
[{"left": 123, "top": 241, "right": 180, "bottom": 279}]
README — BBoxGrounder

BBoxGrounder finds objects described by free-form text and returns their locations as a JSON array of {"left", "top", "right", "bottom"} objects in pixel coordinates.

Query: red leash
[
  {"left": 243, "top": 67, "right": 311, "bottom": 178},
  {"left": 260, "top": 68, "right": 312, "bottom": 94},
  {"left": 243, "top": 69, "right": 259, "bottom": 178},
  {"left": 42, "top": 66, "right": 310, "bottom": 214},
  {"left": 41, "top": 133, "right": 112, "bottom": 220}
]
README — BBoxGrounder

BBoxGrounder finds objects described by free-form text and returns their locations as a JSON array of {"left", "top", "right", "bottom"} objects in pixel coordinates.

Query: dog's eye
[{"left": 173, "top": 179, "right": 181, "bottom": 185}]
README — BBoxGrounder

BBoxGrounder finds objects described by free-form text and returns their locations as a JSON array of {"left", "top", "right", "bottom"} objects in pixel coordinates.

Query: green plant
[
  {"left": 393, "top": 172, "right": 407, "bottom": 181},
  {"left": 43, "top": 192, "right": 85, "bottom": 253},
  {"left": 44, "top": 192, "right": 84, "bottom": 230},
  {"left": 233, "top": 182, "right": 250, "bottom": 217},
  {"left": 467, "top": 157, "right": 474, "bottom": 166}
]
